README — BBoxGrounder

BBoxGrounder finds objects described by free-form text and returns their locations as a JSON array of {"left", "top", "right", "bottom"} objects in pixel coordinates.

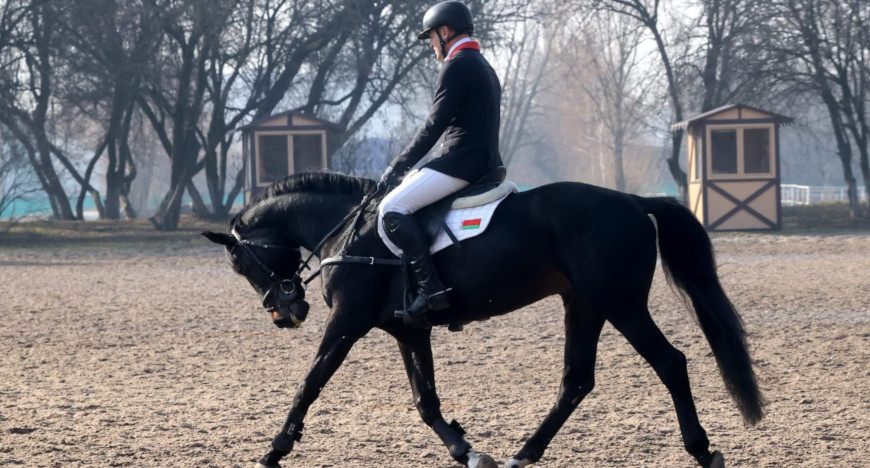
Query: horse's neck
[{"left": 273, "top": 192, "right": 363, "bottom": 252}]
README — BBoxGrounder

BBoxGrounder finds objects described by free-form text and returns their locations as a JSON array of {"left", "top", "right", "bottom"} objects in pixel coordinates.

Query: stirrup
[
  {"left": 409, "top": 288, "right": 451, "bottom": 316},
  {"left": 393, "top": 288, "right": 451, "bottom": 326}
]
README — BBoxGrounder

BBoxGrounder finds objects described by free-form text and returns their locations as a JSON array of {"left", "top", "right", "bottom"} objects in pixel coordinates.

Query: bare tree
[
  {"left": 691, "top": 0, "right": 782, "bottom": 111},
  {"left": 61, "top": 0, "right": 162, "bottom": 220},
  {"left": 496, "top": 11, "right": 559, "bottom": 165},
  {"left": 135, "top": 0, "right": 233, "bottom": 230},
  {"left": 590, "top": 0, "right": 688, "bottom": 199},
  {"left": 0, "top": 136, "right": 40, "bottom": 227},
  {"left": 0, "top": 0, "right": 90, "bottom": 220},
  {"left": 770, "top": 0, "right": 868, "bottom": 217},
  {"left": 574, "top": 13, "right": 651, "bottom": 191},
  {"left": 588, "top": 0, "right": 788, "bottom": 199},
  {"left": 839, "top": 0, "right": 870, "bottom": 212},
  {"left": 136, "top": 0, "right": 440, "bottom": 229}
]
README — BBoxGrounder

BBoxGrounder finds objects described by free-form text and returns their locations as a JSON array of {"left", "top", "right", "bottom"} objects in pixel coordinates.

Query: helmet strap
[{"left": 435, "top": 28, "right": 463, "bottom": 59}]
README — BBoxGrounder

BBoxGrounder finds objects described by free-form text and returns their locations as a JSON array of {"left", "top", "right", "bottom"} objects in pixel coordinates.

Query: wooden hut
[
  {"left": 672, "top": 104, "right": 793, "bottom": 231},
  {"left": 239, "top": 111, "right": 345, "bottom": 203}
]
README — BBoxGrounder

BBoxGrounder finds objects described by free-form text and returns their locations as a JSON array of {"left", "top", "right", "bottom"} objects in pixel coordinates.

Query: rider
[{"left": 377, "top": 1, "right": 503, "bottom": 323}]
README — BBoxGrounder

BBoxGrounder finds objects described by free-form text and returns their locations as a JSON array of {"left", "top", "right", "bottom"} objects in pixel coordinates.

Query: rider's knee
[
  {"left": 378, "top": 192, "right": 411, "bottom": 219},
  {"left": 381, "top": 211, "right": 408, "bottom": 230}
]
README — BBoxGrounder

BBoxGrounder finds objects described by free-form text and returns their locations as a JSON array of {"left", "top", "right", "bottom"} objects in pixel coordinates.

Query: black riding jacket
[{"left": 389, "top": 47, "right": 503, "bottom": 182}]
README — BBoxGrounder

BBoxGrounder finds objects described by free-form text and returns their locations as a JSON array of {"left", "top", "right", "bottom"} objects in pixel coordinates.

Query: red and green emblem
[{"left": 461, "top": 218, "right": 482, "bottom": 230}]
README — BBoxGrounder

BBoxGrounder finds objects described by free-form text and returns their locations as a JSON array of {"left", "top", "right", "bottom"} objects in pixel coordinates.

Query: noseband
[
  {"left": 229, "top": 189, "right": 388, "bottom": 327},
  {"left": 230, "top": 230, "right": 307, "bottom": 323}
]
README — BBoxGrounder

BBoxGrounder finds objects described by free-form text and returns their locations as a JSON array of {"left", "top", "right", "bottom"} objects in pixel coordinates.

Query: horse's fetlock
[
  {"left": 272, "top": 421, "right": 303, "bottom": 453},
  {"left": 271, "top": 433, "right": 294, "bottom": 453},
  {"left": 448, "top": 439, "right": 473, "bottom": 461},
  {"left": 685, "top": 431, "right": 711, "bottom": 460},
  {"left": 260, "top": 448, "right": 287, "bottom": 467},
  {"left": 516, "top": 447, "right": 544, "bottom": 464},
  {"left": 505, "top": 458, "right": 533, "bottom": 468}
]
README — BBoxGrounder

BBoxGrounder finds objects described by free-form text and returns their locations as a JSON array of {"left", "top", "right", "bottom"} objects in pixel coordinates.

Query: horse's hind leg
[
  {"left": 506, "top": 296, "right": 605, "bottom": 468},
  {"left": 607, "top": 307, "right": 723, "bottom": 468},
  {"left": 391, "top": 327, "right": 498, "bottom": 468}
]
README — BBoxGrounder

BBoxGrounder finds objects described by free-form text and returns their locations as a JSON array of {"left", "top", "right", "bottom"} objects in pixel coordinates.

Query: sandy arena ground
[{"left": 1, "top": 231, "right": 868, "bottom": 467}]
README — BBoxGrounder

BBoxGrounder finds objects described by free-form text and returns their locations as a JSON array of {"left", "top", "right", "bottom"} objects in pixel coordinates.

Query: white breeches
[
  {"left": 376, "top": 168, "right": 469, "bottom": 252},
  {"left": 377, "top": 168, "right": 469, "bottom": 217}
]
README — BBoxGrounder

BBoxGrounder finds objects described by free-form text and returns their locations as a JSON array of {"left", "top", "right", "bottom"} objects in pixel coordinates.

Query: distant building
[
  {"left": 673, "top": 104, "right": 793, "bottom": 230},
  {"left": 239, "top": 111, "right": 344, "bottom": 203}
]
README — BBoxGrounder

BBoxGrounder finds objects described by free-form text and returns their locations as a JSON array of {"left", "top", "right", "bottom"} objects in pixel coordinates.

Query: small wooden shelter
[
  {"left": 240, "top": 111, "right": 345, "bottom": 203},
  {"left": 672, "top": 104, "right": 793, "bottom": 231}
]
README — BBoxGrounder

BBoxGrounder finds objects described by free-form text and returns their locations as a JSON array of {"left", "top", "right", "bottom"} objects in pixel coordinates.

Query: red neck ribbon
[{"left": 448, "top": 41, "right": 481, "bottom": 60}]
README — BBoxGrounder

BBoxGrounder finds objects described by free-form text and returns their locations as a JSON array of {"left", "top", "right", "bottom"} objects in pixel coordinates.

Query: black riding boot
[{"left": 382, "top": 212, "right": 450, "bottom": 322}]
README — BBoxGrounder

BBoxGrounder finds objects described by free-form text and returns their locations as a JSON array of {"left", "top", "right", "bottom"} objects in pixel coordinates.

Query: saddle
[{"left": 415, "top": 166, "right": 510, "bottom": 242}]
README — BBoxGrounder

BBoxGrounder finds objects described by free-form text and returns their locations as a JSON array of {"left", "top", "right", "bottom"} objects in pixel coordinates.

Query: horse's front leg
[
  {"left": 257, "top": 318, "right": 370, "bottom": 468},
  {"left": 391, "top": 327, "right": 499, "bottom": 468}
]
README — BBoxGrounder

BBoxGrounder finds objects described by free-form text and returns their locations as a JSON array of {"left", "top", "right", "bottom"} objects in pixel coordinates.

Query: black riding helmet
[{"left": 417, "top": 1, "right": 474, "bottom": 41}]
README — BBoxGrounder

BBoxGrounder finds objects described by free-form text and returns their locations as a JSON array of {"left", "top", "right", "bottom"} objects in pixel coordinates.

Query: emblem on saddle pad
[
  {"left": 378, "top": 181, "right": 518, "bottom": 257},
  {"left": 460, "top": 218, "right": 482, "bottom": 230}
]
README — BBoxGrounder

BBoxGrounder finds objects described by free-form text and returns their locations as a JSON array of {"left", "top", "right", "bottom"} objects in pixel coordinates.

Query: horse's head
[{"left": 202, "top": 230, "right": 310, "bottom": 329}]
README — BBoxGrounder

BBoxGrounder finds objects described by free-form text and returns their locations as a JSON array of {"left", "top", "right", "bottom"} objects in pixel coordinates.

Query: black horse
[{"left": 203, "top": 172, "right": 762, "bottom": 468}]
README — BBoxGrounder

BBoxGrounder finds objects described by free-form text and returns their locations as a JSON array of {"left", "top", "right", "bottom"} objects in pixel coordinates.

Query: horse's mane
[
  {"left": 231, "top": 171, "right": 376, "bottom": 230},
  {"left": 252, "top": 171, "right": 375, "bottom": 204}
]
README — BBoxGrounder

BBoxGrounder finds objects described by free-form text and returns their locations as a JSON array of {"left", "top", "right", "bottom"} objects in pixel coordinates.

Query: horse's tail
[{"left": 635, "top": 196, "right": 764, "bottom": 426}]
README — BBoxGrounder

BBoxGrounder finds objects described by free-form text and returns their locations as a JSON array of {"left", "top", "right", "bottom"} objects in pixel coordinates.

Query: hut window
[
  {"left": 744, "top": 128, "right": 770, "bottom": 173},
  {"left": 292, "top": 134, "right": 324, "bottom": 173},
  {"left": 711, "top": 130, "right": 737, "bottom": 174},
  {"left": 694, "top": 136, "right": 703, "bottom": 180},
  {"left": 258, "top": 134, "right": 289, "bottom": 184}
]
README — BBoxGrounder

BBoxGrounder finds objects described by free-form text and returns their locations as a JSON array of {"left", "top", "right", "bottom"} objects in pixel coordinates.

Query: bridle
[
  {"left": 230, "top": 231, "right": 305, "bottom": 311},
  {"left": 228, "top": 189, "right": 394, "bottom": 324}
]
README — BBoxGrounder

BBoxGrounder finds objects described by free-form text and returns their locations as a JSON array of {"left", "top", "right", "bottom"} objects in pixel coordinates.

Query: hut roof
[
  {"left": 239, "top": 110, "right": 345, "bottom": 132},
  {"left": 671, "top": 104, "right": 794, "bottom": 131}
]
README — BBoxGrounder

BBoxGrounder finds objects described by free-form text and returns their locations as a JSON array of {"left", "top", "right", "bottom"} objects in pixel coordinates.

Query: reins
[
  {"left": 294, "top": 189, "right": 382, "bottom": 285},
  {"left": 299, "top": 188, "right": 406, "bottom": 284},
  {"left": 232, "top": 187, "right": 401, "bottom": 291}
]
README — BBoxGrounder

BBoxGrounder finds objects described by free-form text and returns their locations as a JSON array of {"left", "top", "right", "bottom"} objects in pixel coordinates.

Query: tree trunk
[
  {"left": 185, "top": 180, "right": 210, "bottom": 218},
  {"left": 35, "top": 135, "right": 75, "bottom": 220},
  {"left": 605, "top": 0, "right": 688, "bottom": 200},
  {"left": 149, "top": 182, "right": 185, "bottom": 231},
  {"left": 613, "top": 132, "right": 626, "bottom": 192},
  {"left": 858, "top": 142, "right": 870, "bottom": 214},
  {"left": 821, "top": 98, "right": 861, "bottom": 218},
  {"left": 670, "top": 131, "right": 688, "bottom": 201}
]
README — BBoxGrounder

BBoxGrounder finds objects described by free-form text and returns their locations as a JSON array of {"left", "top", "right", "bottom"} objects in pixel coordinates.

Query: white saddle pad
[{"left": 378, "top": 181, "right": 518, "bottom": 257}]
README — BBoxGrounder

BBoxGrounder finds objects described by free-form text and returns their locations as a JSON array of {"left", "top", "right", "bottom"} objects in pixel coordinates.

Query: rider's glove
[{"left": 377, "top": 166, "right": 401, "bottom": 193}]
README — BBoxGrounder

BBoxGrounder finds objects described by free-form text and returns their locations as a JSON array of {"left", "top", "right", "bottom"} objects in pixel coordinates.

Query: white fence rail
[{"left": 781, "top": 184, "right": 868, "bottom": 205}]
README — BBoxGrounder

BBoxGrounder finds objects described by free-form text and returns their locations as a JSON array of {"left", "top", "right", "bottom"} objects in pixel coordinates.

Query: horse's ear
[{"left": 202, "top": 231, "right": 236, "bottom": 247}]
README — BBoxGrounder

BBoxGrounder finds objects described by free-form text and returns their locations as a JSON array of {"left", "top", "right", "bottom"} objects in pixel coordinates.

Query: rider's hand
[{"left": 377, "top": 166, "right": 400, "bottom": 192}]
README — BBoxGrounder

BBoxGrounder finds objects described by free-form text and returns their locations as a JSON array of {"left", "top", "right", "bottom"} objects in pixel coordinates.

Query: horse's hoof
[
  {"left": 471, "top": 453, "right": 499, "bottom": 468},
  {"left": 708, "top": 451, "right": 725, "bottom": 468},
  {"left": 255, "top": 460, "right": 280, "bottom": 468},
  {"left": 505, "top": 458, "right": 532, "bottom": 468}
]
